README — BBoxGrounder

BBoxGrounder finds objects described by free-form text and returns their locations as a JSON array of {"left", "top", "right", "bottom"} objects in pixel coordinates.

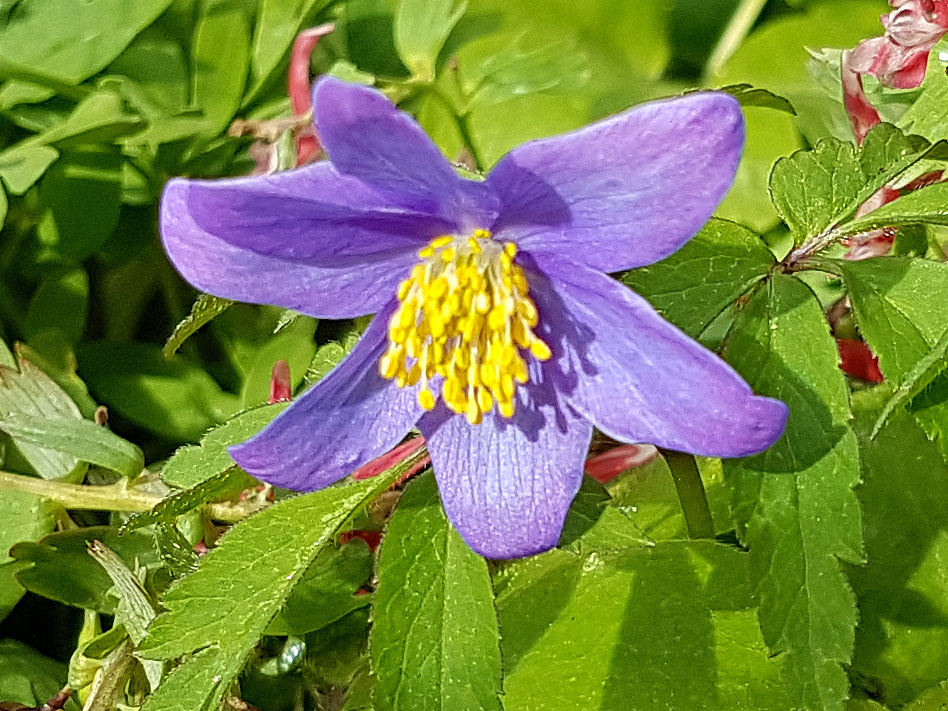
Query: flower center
[{"left": 379, "top": 229, "right": 551, "bottom": 424}]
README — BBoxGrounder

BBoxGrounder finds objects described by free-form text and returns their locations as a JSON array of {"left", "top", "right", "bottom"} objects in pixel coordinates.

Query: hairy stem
[
  {"left": 704, "top": 0, "right": 768, "bottom": 80},
  {"left": 663, "top": 451, "right": 716, "bottom": 539}
]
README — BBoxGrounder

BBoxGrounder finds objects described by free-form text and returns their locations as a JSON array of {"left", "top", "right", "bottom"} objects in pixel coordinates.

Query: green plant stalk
[
  {"left": 704, "top": 0, "right": 768, "bottom": 80},
  {"left": 0, "top": 470, "right": 257, "bottom": 522},
  {"left": 663, "top": 451, "right": 716, "bottom": 538}
]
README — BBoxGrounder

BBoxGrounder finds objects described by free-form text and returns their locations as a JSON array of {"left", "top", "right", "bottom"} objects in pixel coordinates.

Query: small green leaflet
[
  {"left": 620, "top": 218, "right": 774, "bottom": 338},
  {"left": 841, "top": 183, "right": 948, "bottom": 235},
  {"left": 839, "top": 257, "right": 948, "bottom": 382},
  {"left": 394, "top": 0, "right": 467, "bottom": 81},
  {"left": 138, "top": 455, "right": 421, "bottom": 711},
  {"left": 719, "top": 84, "right": 796, "bottom": 115},
  {"left": 723, "top": 274, "right": 863, "bottom": 711},
  {"left": 769, "top": 123, "right": 931, "bottom": 244},
  {"left": 0, "top": 413, "right": 143, "bottom": 479},
  {"left": 162, "top": 293, "right": 233, "bottom": 357},
  {"left": 191, "top": 4, "right": 250, "bottom": 134},
  {"left": 371, "top": 472, "right": 502, "bottom": 711}
]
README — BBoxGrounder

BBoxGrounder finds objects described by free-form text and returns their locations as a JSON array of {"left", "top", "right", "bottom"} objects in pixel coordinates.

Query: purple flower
[{"left": 161, "top": 78, "right": 788, "bottom": 558}]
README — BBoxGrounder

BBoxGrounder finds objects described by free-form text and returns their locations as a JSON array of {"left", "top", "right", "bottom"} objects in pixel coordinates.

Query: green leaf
[
  {"left": 160, "top": 403, "right": 286, "bottom": 489},
  {"left": 77, "top": 343, "right": 239, "bottom": 443},
  {"left": 0, "top": 356, "right": 84, "bottom": 481},
  {"left": 153, "top": 521, "right": 200, "bottom": 578},
  {"left": 620, "top": 218, "right": 774, "bottom": 338},
  {"left": 498, "top": 541, "right": 793, "bottom": 710},
  {"left": 267, "top": 540, "right": 372, "bottom": 636},
  {"left": 239, "top": 317, "right": 317, "bottom": 407},
  {"left": 0, "top": 0, "right": 174, "bottom": 85},
  {"left": 0, "top": 414, "right": 143, "bottom": 478},
  {"left": 850, "top": 387, "right": 948, "bottom": 707},
  {"left": 900, "top": 36, "right": 948, "bottom": 142},
  {"left": 372, "top": 472, "right": 502, "bottom": 711},
  {"left": 842, "top": 183, "right": 948, "bottom": 235},
  {"left": 192, "top": 5, "right": 251, "bottom": 134},
  {"left": 0, "top": 640, "right": 71, "bottom": 710},
  {"left": 138, "top": 463, "right": 414, "bottom": 711},
  {"left": 906, "top": 682, "right": 948, "bottom": 710},
  {"left": 36, "top": 147, "right": 123, "bottom": 261},
  {"left": 839, "top": 257, "right": 948, "bottom": 382},
  {"left": 37, "top": 90, "right": 142, "bottom": 147},
  {"left": 0, "top": 144, "right": 58, "bottom": 195},
  {"left": 722, "top": 274, "right": 863, "bottom": 711},
  {"left": 11, "top": 527, "right": 158, "bottom": 612},
  {"left": 163, "top": 294, "right": 234, "bottom": 357},
  {"left": 394, "top": 0, "right": 466, "bottom": 80},
  {"left": 249, "top": 0, "right": 334, "bottom": 95},
  {"left": 0, "top": 490, "right": 56, "bottom": 622},
  {"left": 306, "top": 330, "right": 361, "bottom": 383},
  {"left": 25, "top": 267, "right": 89, "bottom": 345},
  {"left": 106, "top": 38, "right": 189, "bottom": 115}
]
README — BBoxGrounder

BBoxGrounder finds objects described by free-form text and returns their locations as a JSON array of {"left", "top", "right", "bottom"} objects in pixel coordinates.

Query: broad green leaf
[
  {"left": 163, "top": 293, "right": 234, "bottom": 357},
  {"left": 250, "top": 0, "right": 333, "bottom": 90},
  {"left": 77, "top": 343, "right": 239, "bottom": 443},
  {"left": 36, "top": 147, "right": 123, "bottom": 261},
  {"left": 0, "top": 413, "right": 143, "bottom": 478},
  {"left": 37, "top": 91, "right": 142, "bottom": 147},
  {"left": 0, "top": 0, "right": 174, "bottom": 85},
  {"left": 267, "top": 540, "right": 372, "bottom": 636},
  {"left": 106, "top": 38, "right": 189, "bottom": 115},
  {"left": 0, "top": 144, "right": 58, "bottom": 195},
  {"left": 0, "top": 356, "right": 84, "bottom": 481},
  {"left": 160, "top": 403, "right": 286, "bottom": 489},
  {"left": 850, "top": 387, "right": 948, "bottom": 707},
  {"left": 372, "top": 472, "right": 502, "bottom": 711},
  {"left": 839, "top": 257, "right": 948, "bottom": 382},
  {"left": 11, "top": 527, "right": 158, "bottom": 612},
  {"left": 900, "top": 37, "right": 948, "bottom": 142},
  {"left": 25, "top": 267, "right": 89, "bottom": 345},
  {"left": 723, "top": 274, "right": 863, "bottom": 711},
  {"left": 0, "top": 490, "right": 56, "bottom": 622},
  {"left": 394, "top": 0, "right": 467, "bottom": 80},
  {"left": 906, "top": 683, "right": 948, "bottom": 710},
  {"left": 842, "top": 184, "right": 948, "bottom": 235},
  {"left": 192, "top": 5, "right": 251, "bottom": 134},
  {"left": 139, "top": 463, "right": 413, "bottom": 711},
  {"left": 499, "top": 541, "right": 793, "bottom": 710},
  {"left": 0, "top": 640, "right": 72, "bottom": 710},
  {"left": 620, "top": 218, "right": 774, "bottom": 338}
]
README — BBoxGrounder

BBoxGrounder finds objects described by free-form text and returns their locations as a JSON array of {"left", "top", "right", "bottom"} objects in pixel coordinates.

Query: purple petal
[
  {"left": 170, "top": 162, "right": 456, "bottom": 263},
  {"left": 230, "top": 303, "right": 423, "bottom": 490},
  {"left": 161, "top": 177, "right": 418, "bottom": 318},
  {"left": 313, "top": 77, "right": 498, "bottom": 229},
  {"left": 528, "top": 255, "right": 787, "bottom": 457},
  {"left": 419, "top": 372, "right": 592, "bottom": 559},
  {"left": 488, "top": 92, "right": 744, "bottom": 272}
]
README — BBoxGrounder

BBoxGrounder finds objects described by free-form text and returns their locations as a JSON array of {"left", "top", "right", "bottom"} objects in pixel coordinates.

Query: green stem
[
  {"left": 0, "top": 470, "right": 256, "bottom": 522},
  {"left": 663, "top": 451, "right": 715, "bottom": 539},
  {"left": 704, "top": 0, "right": 768, "bottom": 81}
]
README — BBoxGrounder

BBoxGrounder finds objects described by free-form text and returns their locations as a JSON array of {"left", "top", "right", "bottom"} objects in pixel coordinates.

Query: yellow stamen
[{"left": 378, "top": 229, "right": 550, "bottom": 424}]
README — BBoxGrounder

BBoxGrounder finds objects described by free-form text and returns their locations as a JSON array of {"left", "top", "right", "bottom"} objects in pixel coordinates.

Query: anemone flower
[{"left": 161, "top": 78, "right": 787, "bottom": 558}]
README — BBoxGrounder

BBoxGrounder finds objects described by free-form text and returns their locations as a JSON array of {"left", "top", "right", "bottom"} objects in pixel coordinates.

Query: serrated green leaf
[
  {"left": 160, "top": 403, "right": 285, "bottom": 489},
  {"left": 138, "top": 459, "right": 418, "bottom": 711},
  {"left": 0, "top": 414, "right": 142, "bottom": 479},
  {"left": 267, "top": 540, "right": 372, "bottom": 636},
  {"left": 620, "top": 218, "right": 774, "bottom": 338},
  {"left": 124, "top": 467, "right": 252, "bottom": 533},
  {"left": 499, "top": 541, "right": 793, "bottom": 710},
  {"left": 839, "top": 257, "right": 948, "bottom": 382},
  {"left": 899, "top": 36, "right": 948, "bottom": 142},
  {"left": 372, "top": 471, "right": 502, "bottom": 711},
  {"left": 153, "top": 521, "right": 200, "bottom": 578},
  {"left": 842, "top": 184, "right": 948, "bottom": 235},
  {"left": 850, "top": 387, "right": 948, "bottom": 706},
  {"left": 394, "top": 0, "right": 466, "bottom": 80},
  {"left": 306, "top": 331, "right": 360, "bottom": 384},
  {"left": 0, "top": 356, "right": 84, "bottom": 481},
  {"left": 722, "top": 274, "right": 862, "bottom": 711},
  {"left": 163, "top": 294, "right": 233, "bottom": 357}
]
